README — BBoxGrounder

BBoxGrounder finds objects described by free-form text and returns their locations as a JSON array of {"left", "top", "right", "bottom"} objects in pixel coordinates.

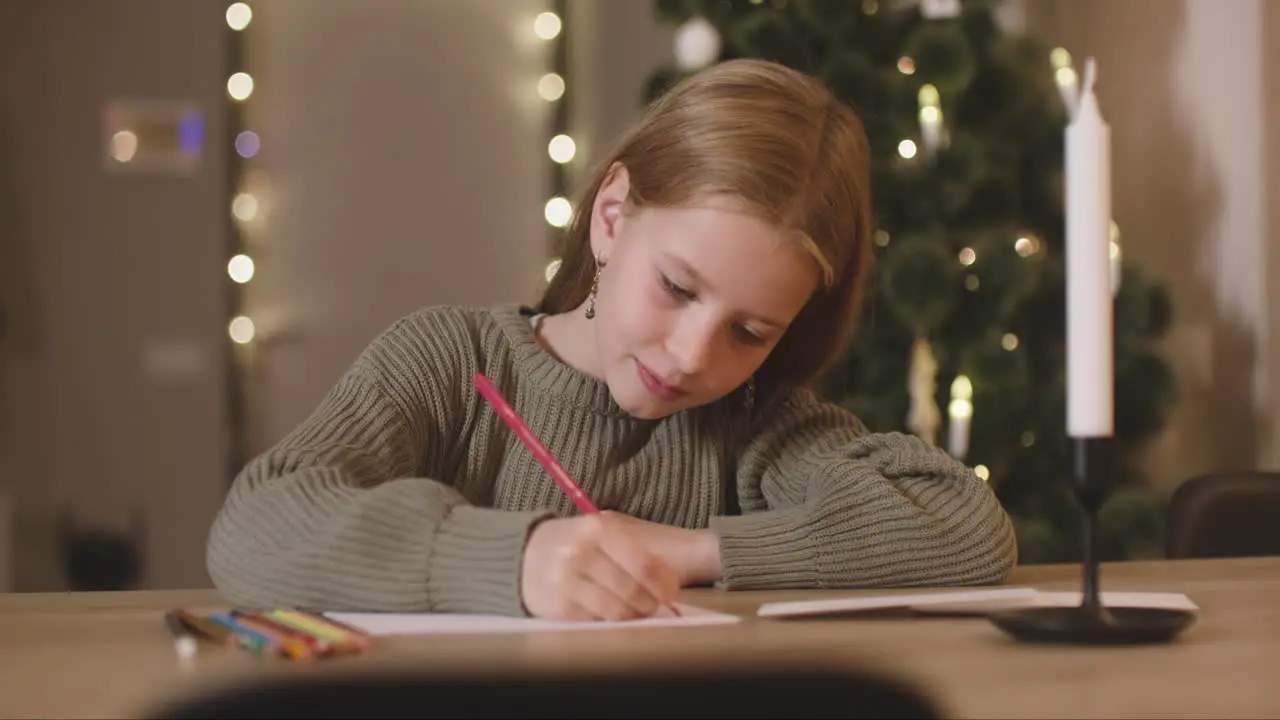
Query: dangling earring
[
  {"left": 744, "top": 376, "right": 756, "bottom": 411},
  {"left": 584, "top": 260, "right": 603, "bottom": 319}
]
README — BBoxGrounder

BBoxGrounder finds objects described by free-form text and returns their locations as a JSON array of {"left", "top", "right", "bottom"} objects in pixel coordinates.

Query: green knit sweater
[{"left": 207, "top": 304, "right": 1017, "bottom": 615}]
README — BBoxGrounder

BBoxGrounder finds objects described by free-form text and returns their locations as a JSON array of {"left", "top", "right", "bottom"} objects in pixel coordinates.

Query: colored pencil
[
  {"left": 265, "top": 609, "right": 371, "bottom": 652},
  {"left": 205, "top": 612, "right": 276, "bottom": 656},
  {"left": 229, "top": 610, "right": 316, "bottom": 661},
  {"left": 234, "top": 610, "right": 335, "bottom": 656},
  {"left": 167, "top": 608, "right": 236, "bottom": 646}
]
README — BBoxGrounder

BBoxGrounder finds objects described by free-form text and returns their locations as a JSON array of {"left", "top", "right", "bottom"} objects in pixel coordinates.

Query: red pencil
[{"left": 471, "top": 372, "right": 682, "bottom": 618}]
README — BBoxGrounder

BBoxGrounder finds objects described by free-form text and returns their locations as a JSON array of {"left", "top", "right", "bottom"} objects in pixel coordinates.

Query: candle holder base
[
  {"left": 988, "top": 437, "right": 1195, "bottom": 646},
  {"left": 990, "top": 604, "right": 1195, "bottom": 645}
]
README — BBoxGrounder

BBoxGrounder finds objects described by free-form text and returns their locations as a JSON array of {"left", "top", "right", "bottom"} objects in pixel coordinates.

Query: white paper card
[
  {"left": 757, "top": 587, "right": 1041, "bottom": 618},
  {"left": 1029, "top": 591, "right": 1199, "bottom": 612},
  {"left": 326, "top": 602, "right": 742, "bottom": 637},
  {"left": 757, "top": 588, "right": 1198, "bottom": 618}
]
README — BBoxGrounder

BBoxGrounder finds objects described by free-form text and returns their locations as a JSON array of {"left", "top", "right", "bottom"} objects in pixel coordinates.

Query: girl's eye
[
  {"left": 734, "top": 326, "right": 768, "bottom": 346},
  {"left": 660, "top": 274, "right": 695, "bottom": 301}
]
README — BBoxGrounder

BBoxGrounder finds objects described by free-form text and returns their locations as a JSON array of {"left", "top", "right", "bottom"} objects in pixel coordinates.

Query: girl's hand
[
  {"left": 600, "top": 512, "right": 723, "bottom": 586},
  {"left": 520, "top": 513, "right": 682, "bottom": 621}
]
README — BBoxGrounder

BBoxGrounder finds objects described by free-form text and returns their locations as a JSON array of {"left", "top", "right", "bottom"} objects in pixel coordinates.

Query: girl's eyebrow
[{"left": 659, "top": 251, "right": 789, "bottom": 330}]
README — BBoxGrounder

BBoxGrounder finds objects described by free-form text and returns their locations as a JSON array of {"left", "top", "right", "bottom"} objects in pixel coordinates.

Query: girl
[{"left": 207, "top": 59, "right": 1017, "bottom": 621}]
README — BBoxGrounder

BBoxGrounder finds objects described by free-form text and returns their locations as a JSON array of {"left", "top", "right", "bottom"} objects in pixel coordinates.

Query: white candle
[
  {"left": 1055, "top": 66, "right": 1079, "bottom": 117},
  {"left": 1065, "top": 59, "right": 1114, "bottom": 438},
  {"left": 918, "top": 84, "right": 943, "bottom": 159},
  {"left": 947, "top": 374, "right": 973, "bottom": 460},
  {"left": 1110, "top": 220, "right": 1122, "bottom": 296}
]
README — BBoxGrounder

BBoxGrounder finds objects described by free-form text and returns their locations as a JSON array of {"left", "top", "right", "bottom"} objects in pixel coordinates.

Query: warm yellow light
[
  {"left": 897, "top": 57, "right": 915, "bottom": 75},
  {"left": 227, "top": 72, "right": 254, "bottom": 101},
  {"left": 228, "top": 316, "right": 255, "bottom": 344},
  {"left": 226, "top": 2, "right": 253, "bottom": 31},
  {"left": 920, "top": 106, "right": 940, "bottom": 123},
  {"left": 1014, "top": 235, "right": 1040, "bottom": 257},
  {"left": 1002, "top": 333, "right": 1019, "bottom": 351},
  {"left": 898, "top": 139, "right": 918, "bottom": 159},
  {"left": 537, "top": 73, "right": 565, "bottom": 102},
  {"left": 544, "top": 196, "right": 572, "bottom": 228},
  {"left": 958, "top": 247, "right": 976, "bottom": 266},
  {"left": 951, "top": 374, "right": 973, "bottom": 401},
  {"left": 533, "top": 12, "right": 562, "bottom": 40},
  {"left": 974, "top": 465, "right": 990, "bottom": 481},
  {"left": 232, "top": 193, "right": 258, "bottom": 222},
  {"left": 949, "top": 398, "right": 973, "bottom": 420},
  {"left": 227, "top": 254, "right": 255, "bottom": 284},
  {"left": 110, "top": 130, "right": 138, "bottom": 162},
  {"left": 1050, "top": 46, "right": 1072, "bottom": 70},
  {"left": 544, "top": 258, "right": 562, "bottom": 282},
  {"left": 548, "top": 134, "right": 576, "bottom": 164},
  {"left": 1054, "top": 66, "right": 1077, "bottom": 89},
  {"left": 918, "top": 83, "right": 940, "bottom": 107}
]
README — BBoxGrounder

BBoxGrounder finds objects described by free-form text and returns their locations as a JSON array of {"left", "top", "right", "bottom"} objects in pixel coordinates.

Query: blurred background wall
[{"left": 0, "top": 0, "right": 1275, "bottom": 591}]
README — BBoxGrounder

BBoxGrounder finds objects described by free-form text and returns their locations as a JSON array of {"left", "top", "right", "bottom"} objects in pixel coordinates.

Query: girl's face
[{"left": 589, "top": 168, "right": 820, "bottom": 420}]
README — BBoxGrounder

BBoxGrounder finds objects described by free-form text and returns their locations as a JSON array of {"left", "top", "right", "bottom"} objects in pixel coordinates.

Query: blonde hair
[{"left": 539, "top": 59, "right": 873, "bottom": 392}]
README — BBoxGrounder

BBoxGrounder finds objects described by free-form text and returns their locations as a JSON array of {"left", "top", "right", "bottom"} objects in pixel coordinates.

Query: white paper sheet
[
  {"left": 326, "top": 602, "right": 742, "bottom": 637},
  {"left": 757, "top": 588, "right": 1198, "bottom": 618}
]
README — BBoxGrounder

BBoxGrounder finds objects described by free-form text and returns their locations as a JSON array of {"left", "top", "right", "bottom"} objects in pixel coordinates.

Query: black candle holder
[{"left": 989, "top": 437, "right": 1196, "bottom": 645}]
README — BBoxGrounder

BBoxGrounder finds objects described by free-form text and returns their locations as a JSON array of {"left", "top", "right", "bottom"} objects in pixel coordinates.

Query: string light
[
  {"left": 234, "top": 130, "right": 260, "bottom": 158},
  {"left": 537, "top": 73, "right": 565, "bottom": 102},
  {"left": 110, "top": 131, "right": 138, "bottom": 163},
  {"left": 898, "top": 139, "right": 918, "bottom": 159},
  {"left": 228, "top": 316, "right": 256, "bottom": 344},
  {"left": 544, "top": 258, "right": 562, "bottom": 282},
  {"left": 225, "top": 2, "right": 252, "bottom": 30},
  {"left": 540, "top": 1, "right": 571, "bottom": 281},
  {"left": 548, "top": 134, "right": 576, "bottom": 164},
  {"left": 224, "top": 2, "right": 257, "bottom": 474},
  {"left": 226, "top": 72, "right": 254, "bottom": 101},
  {"left": 544, "top": 196, "right": 573, "bottom": 228},
  {"left": 958, "top": 247, "right": 976, "bottom": 266},
  {"left": 533, "top": 11, "right": 562, "bottom": 40},
  {"left": 231, "top": 192, "right": 258, "bottom": 223},
  {"left": 227, "top": 254, "right": 255, "bottom": 284}
]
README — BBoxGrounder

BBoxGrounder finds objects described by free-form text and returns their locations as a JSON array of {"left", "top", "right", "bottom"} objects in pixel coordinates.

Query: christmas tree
[{"left": 647, "top": 0, "right": 1176, "bottom": 563}]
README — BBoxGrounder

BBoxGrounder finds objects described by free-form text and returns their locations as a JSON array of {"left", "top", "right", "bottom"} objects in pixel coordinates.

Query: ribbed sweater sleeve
[
  {"left": 205, "top": 310, "right": 554, "bottom": 615},
  {"left": 710, "top": 388, "right": 1018, "bottom": 590}
]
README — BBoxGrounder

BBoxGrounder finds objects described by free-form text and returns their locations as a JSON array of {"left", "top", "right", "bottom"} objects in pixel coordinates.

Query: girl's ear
[{"left": 589, "top": 163, "right": 630, "bottom": 263}]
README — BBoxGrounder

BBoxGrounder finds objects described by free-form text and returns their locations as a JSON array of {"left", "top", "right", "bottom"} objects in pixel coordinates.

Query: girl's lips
[{"left": 636, "top": 360, "right": 687, "bottom": 400}]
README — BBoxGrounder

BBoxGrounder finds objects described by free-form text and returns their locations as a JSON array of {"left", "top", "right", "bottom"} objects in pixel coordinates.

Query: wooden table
[{"left": 1, "top": 557, "right": 1276, "bottom": 719}]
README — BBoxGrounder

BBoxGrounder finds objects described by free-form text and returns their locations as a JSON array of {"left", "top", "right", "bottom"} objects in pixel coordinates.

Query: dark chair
[
  {"left": 1166, "top": 471, "right": 1280, "bottom": 559},
  {"left": 146, "top": 665, "right": 946, "bottom": 719}
]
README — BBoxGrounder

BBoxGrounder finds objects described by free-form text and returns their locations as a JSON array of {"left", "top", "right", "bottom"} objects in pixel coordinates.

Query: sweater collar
[{"left": 490, "top": 304, "right": 632, "bottom": 418}]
